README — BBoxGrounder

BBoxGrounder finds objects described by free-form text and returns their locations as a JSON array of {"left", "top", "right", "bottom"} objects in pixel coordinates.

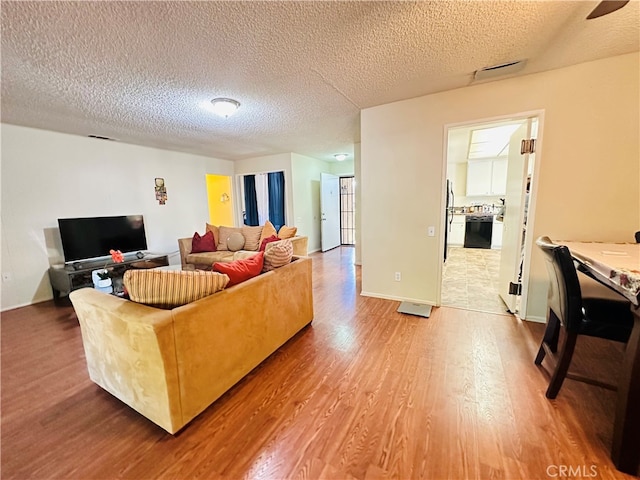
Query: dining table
[{"left": 558, "top": 241, "right": 640, "bottom": 475}]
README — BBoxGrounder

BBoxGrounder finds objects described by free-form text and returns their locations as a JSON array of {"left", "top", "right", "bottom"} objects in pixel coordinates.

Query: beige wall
[
  {"left": 361, "top": 53, "right": 639, "bottom": 318},
  {"left": 1, "top": 124, "right": 234, "bottom": 310},
  {"left": 330, "top": 159, "right": 355, "bottom": 176},
  {"left": 291, "top": 153, "right": 332, "bottom": 252}
]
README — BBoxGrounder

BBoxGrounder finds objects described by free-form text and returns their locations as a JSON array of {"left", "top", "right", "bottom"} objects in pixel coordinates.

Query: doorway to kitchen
[{"left": 442, "top": 114, "right": 539, "bottom": 315}]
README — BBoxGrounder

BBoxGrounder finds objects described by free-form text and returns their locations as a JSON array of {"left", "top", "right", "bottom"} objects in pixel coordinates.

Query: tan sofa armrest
[
  {"left": 290, "top": 235, "right": 308, "bottom": 256},
  {"left": 264, "top": 235, "right": 308, "bottom": 256},
  {"left": 69, "top": 288, "right": 180, "bottom": 433},
  {"left": 177, "top": 238, "right": 192, "bottom": 268}
]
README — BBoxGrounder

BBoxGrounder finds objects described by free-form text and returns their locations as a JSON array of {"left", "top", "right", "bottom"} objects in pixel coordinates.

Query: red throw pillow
[
  {"left": 191, "top": 230, "right": 216, "bottom": 253},
  {"left": 259, "top": 235, "right": 279, "bottom": 252},
  {"left": 213, "top": 252, "right": 264, "bottom": 287}
]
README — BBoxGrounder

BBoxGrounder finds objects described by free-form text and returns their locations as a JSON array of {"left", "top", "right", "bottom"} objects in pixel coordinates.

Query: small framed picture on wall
[{"left": 155, "top": 177, "right": 167, "bottom": 205}]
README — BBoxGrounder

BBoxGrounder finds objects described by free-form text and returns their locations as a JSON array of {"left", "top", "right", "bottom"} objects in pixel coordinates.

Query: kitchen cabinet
[
  {"left": 466, "top": 160, "right": 492, "bottom": 196},
  {"left": 490, "top": 159, "right": 507, "bottom": 195},
  {"left": 466, "top": 158, "right": 507, "bottom": 196},
  {"left": 491, "top": 217, "right": 503, "bottom": 248},
  {"left": 448, "top": 214, "right": 466, "bottom": 245}
]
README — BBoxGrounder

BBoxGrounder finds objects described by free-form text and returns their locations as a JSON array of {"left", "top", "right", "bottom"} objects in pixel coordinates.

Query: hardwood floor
[{"left": 1, "top": 247, "right": 636, "bottom": 479}]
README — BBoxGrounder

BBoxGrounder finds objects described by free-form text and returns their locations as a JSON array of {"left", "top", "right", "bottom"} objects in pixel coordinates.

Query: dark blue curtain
[
  {"left": 268, "top": 171, "right": 285, "bottom": 230},
  {"left": 243, "top": 175, "right": 259, "bottom": 226}
]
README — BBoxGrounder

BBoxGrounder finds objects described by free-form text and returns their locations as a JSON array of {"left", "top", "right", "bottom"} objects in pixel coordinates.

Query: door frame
[{"left": 439, "top": 109, "right": 545, "bottom": 320}]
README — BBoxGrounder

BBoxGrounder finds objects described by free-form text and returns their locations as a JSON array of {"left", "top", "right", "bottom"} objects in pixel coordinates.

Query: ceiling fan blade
[{"left": 586, "top": 0, "right": 630, "bottom": 19}]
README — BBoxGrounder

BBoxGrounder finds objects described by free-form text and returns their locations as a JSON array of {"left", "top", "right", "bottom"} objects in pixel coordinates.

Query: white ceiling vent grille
[
  {"left": 474, "top": 60, "right": 527, "bottom": 82},
  {"left": 87, "top": 135, "right": 116, "bottom": 141}
]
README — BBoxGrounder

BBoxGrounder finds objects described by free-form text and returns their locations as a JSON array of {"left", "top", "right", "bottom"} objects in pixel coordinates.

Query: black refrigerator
[{"left": 444, "top": 179, "right": 454, "bottom": 262}]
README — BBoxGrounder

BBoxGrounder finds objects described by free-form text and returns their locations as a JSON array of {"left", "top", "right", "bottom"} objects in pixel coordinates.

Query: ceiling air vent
[
  {"left": 88, "top": 135, "right": 116, "bottom": 141},
  {"left": 474, "top": 60, "right": 527, "bottom": 82}
]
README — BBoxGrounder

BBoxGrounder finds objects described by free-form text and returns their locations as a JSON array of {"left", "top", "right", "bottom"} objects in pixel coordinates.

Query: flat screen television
[{"left": 58, "top": 215, "right": 148, "bottom": 263}]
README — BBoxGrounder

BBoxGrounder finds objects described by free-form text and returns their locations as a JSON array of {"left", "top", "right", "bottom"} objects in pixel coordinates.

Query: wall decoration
[{"left": 155, "top": 177, "right": 167, "bottom": 205}]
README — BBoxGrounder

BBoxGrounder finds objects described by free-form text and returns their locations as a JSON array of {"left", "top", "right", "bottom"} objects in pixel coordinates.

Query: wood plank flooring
[{"left": 1, "top": 246, "right": 636, "bottom": 479}]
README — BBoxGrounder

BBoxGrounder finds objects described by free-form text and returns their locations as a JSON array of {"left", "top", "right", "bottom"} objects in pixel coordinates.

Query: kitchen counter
[
  {"left": 448, "top": 205, "right": 503, "bottom": 216},
  {"left": 450, "top": 210, "right": 497, "bottom": 217}
]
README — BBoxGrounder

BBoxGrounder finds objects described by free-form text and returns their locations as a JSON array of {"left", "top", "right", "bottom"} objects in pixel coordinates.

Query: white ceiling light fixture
[
  {"left": 334, "top": 153, "right": 348, "bottom": 161},
  {"left": 210, "top": 98, "right": 240, "bottom": 118}
]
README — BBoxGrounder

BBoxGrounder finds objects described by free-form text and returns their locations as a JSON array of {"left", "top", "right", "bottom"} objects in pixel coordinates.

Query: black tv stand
[{"left": 48, "top": 254, "right": 169, "bottom": 300}]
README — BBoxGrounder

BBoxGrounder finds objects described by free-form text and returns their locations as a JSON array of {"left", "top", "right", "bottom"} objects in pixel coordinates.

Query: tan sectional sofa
[
  {"left": 69, "top": 256, "right": 313, "bottom": 434},
  {"left": 178, "top": 235, "right": 308, "bottom": 270}
]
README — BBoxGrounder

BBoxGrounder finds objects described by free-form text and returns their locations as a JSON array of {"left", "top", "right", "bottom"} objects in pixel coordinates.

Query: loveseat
[
  {"left": 178, "top": 221, "right": 308, "bottom": 270},
  {"left": 69, "top": 256, "right": 313, "bottom": 434}
]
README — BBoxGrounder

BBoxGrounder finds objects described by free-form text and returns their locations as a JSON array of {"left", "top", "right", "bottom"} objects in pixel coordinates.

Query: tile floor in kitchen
[{"left": 442, "top": 246, "right": 510, "bottom": 315}]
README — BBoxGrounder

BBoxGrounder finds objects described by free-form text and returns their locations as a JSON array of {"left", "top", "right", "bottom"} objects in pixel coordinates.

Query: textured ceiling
[{"left": 1, "top": 1, "right": 639, "bottom": 162}]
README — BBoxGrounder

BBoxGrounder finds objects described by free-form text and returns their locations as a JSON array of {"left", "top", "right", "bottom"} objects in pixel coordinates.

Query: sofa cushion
[
  {"left": 233, "top": 251, "right": 259, "bottom": 261},
  {"left": 259, "top": 220, "right": 277, "bottom": 245},
  {"left": 191, "top": 230, "right": 216, "bottom": 253},
  {"left": 241, "top": 225, "right": 263, "bottom": 251},
  {"left": 213, "top": 251, "right": 264, "bottom": 287},
  {"left": 227, "top": 232, "right": 246, "bottom": 252},
  {"left": 205, "top": 223, "right": 219, "bottom": 246},
  {"left": 277, "top": 225, "right": 297, "bottom": 239},
  {"left": 186, "top": 251, "right": 235, "bottom": 266},
  {"left": 263, "top": 239, "right": 293, "bottom": 272},
  {"left": 260, "top": 234, "right": 279, "bottom": 252},
  {"left": 217, "top": 226, "right": 243, "bottom": 251},
  {"left": 124, "top": 269, "right": 229, "bottom": 309}
]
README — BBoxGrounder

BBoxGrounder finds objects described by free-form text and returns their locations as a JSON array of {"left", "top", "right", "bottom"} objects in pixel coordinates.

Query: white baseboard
[
  {"left": 522, "top": 315, "right": 546, "bottom": 324},
  {"left": 360, "top": 290, "right": 436, "bottom": 306},
  {"left": 1, "top": 299, "right": 43, "bottom": 312}
]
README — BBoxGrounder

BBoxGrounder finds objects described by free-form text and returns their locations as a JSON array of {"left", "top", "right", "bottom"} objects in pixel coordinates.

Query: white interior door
[
  {"left": 320, "top": 173, "right": 340, "bottom": 252},
  {"left": 498, "top": 120, "right": 532, "bottom": 313}
]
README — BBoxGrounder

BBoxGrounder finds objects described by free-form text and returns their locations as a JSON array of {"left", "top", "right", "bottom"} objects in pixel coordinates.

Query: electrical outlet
[
  {"left": 394, "top": 272, "right": 401, "bottom": 281},
  {"left": 428, "top": 226, "right": 435, "bottom": 237}
]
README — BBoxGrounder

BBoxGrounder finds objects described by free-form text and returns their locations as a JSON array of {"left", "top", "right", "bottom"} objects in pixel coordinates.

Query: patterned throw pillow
[
  {"left": 213, "top": 251, "right": 264, "bottom": 287},
  {"left": 124, "top": 269, "right": 229, "bottom": 309},
  {"left": 241, "top": 225, "right": 263, "bottom": 251},
  {"left": 191, "top": 230, "right": 216, "bottom": 253},
  {"left": 259, "top": 234, "right": 279, "bottom": 251},
  {"left": 259, "top": 220, "right": 277, "bottom": 245},
  {"left": 263, "top": 239, "right": 293, "bottom": 272},
  {"left": 277, "top": 225, "right": 297, "bottom": 239},
  {"left": 226, "top": 232, "right": 246, "bottom": 252},
  {"left": 217, "top": 226, "right": 243, "bottom": 251}
]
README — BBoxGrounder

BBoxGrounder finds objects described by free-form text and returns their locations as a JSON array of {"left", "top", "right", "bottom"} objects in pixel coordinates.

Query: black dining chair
[{"left": 534, "top": 236, "right": 633, "bottom": 399}]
